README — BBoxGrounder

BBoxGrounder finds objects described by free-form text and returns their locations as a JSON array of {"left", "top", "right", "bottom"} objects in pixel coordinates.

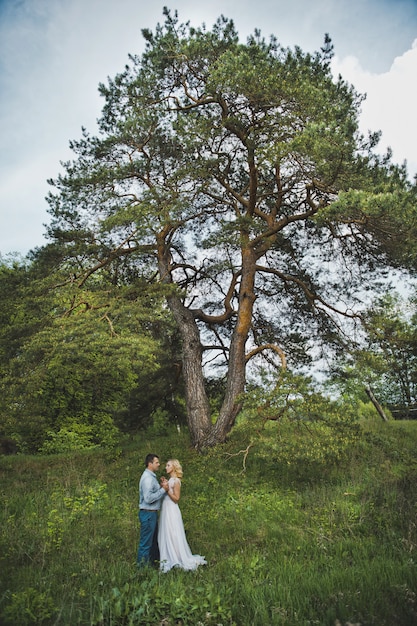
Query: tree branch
[
  {"left": 224, "top": 444, "right": 254, "bottom": 473},
  {"left": 245, "top": 343, "right": 287, "bottom": 369},
  {"left": 255, "top": 264, "right": 362, "bottom": 320}
]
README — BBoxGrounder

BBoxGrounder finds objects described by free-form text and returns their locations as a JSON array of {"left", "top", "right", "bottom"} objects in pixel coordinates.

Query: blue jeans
[{"left": 137, "top": 510, "right": 159, "bottom": 567}]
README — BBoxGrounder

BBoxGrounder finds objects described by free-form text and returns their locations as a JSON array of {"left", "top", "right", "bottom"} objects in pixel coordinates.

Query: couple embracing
[{"left": 137, "top": 453, "right": 206, "bottom": 572}]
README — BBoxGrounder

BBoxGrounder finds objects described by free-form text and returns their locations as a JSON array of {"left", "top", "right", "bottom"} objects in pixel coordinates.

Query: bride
[{"left": 158, "top": 458, "right": 207, "bottom": 572}]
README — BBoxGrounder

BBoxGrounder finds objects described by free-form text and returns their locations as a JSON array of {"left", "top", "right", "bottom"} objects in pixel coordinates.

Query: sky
[{"left": 0, "top": 0, "right": 416, "bottom": 257}]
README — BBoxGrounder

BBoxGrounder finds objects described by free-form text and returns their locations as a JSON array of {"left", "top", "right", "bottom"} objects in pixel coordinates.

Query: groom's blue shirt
[{"left": 139, "top": 468, "right": 166, "bottom": 510}]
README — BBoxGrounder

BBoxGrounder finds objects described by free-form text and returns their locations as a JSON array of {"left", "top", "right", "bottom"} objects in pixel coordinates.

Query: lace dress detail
[{"left": 158, "top": 477, "right": 206, "bottom": 572}]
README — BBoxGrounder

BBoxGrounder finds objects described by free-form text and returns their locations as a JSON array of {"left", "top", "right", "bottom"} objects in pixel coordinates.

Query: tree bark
[
  {"left": 365, "top": 385, "right": 389, "bottom": 422},
  {"left": 157, "top": 233, "right": 212, "bottom": 446},
  {"left": 200, "top": 246, "right": 257, "bottom": 447},
  {"left": 167, "top": 295, "right": 213, "bottom": 446}
]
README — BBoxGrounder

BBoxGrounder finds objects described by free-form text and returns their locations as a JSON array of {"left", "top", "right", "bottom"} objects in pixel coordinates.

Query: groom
[{"left": 137, "top": 453, "right": 168, "bottom": 568}]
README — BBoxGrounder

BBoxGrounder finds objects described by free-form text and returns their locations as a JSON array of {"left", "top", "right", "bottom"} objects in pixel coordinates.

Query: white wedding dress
[{"left": 158, "top": 477, "right": 206, "bottom": 572}]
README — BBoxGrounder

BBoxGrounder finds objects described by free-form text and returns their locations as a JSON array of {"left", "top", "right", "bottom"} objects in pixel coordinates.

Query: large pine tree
[{"left": 45, "top": 10, "right": 416, "bottom": 448}]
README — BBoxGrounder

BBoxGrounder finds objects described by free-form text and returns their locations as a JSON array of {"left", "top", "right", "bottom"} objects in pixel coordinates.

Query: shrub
[
  {"left": 39, "top": 423, "right": 96, "bottom": 454},
  {"left": 3, "top": 587, "right": 56, "bottom": 625},
  {"left": 38, "top": 414, "right": 120, "bottom": 454}
]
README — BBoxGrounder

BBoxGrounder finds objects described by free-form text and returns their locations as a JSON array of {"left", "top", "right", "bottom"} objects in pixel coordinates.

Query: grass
[{"left": 0, "top": 418, "right": 416, "bottom": 625}]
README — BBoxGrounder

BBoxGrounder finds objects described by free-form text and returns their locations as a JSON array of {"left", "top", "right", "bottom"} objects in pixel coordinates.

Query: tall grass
[{"left": 1, "top": 420, "right": 416, "bottom": 625}]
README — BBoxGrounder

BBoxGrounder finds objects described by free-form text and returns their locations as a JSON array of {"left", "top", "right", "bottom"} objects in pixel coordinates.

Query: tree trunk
[
  {"left": 157, "top": 236, "right": 212, "bottom": 446},
  {"left": 167, "top": 294, "right": 213, "bottom": 446},
  {"left": 365, "top": 385, "right": 389, "bottom": 422},
  {"left": 158, "top": 229, "right": 257, "bottom": 449},
  {"left": 200, "top": 247, "right": 257, "bottom": 447}
]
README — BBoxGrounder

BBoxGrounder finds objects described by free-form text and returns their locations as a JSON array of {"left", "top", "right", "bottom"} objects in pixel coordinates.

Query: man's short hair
[{"left": 145, "top": 453, "right": 159, "bottom": 467}]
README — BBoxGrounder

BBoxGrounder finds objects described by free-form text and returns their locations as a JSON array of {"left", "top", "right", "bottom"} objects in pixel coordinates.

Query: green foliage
[
  {"left": 357, "top": 399, "right": 391, "bottom": 422},
  {"left": 39, "top": 426, "right": 98, "bottom": 455},
  {"left": 91, "top": 575, "right": 232, "bottom": 625},
  {"left": 45, "top": 482, "right": 109, "bottom": 550},
  {"left": 147, "top": 407, "right": 171, "bottom": 436},
  {"left": 38, "top": 415, "right": 120, "bottom": 454},
  {"left": 318, "top": 181, "right": 417, "bottom": 271},
  {"left": 0, "top": 254, "right": 183, "bottom": 450},
  {"left": 0, "top": 256, "right": 45, "bottom": 369},
  {"left": 240, "top": 371, "right": 361, "bottom": 473},
  {"left": 330, "top": 289, "right": 417, "bottom": 412},
  {"left": 361, "top": 291, "right": 417, "bottom": 406},
  {"left": 2, "top": 587, "right": 56, "bottom": 625}
]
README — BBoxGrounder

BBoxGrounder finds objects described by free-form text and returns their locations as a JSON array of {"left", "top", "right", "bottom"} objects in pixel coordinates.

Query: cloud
[{"left": 331, "top": 40, "right": 417, "bottom": 177}]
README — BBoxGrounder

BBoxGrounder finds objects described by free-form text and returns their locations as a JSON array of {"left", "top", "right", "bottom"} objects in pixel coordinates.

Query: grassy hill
[{"left": 1, "top": 418, "right": 416, "bottom": 625}]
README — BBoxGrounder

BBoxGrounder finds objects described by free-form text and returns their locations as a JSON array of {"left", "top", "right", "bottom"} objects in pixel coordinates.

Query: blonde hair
[{"left": 169, "top": 459, "right": 183, "bottom": 479}]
